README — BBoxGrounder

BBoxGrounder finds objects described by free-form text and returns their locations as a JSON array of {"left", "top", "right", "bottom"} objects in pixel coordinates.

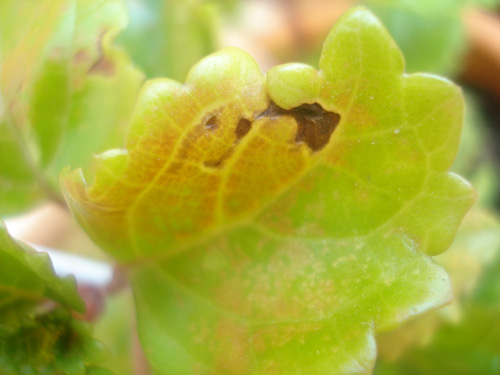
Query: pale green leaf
[
  {"left": 0, "top": 0, "right": 143, "bottom": 216},
  {"left": 62, "top": 8, "right": 474, "bottom": 374}
]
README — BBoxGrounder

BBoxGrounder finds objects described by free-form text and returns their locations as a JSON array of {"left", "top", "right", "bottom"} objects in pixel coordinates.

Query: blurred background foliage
[{"left": 1, "top": 0, "right": 500, "bottom": 374}]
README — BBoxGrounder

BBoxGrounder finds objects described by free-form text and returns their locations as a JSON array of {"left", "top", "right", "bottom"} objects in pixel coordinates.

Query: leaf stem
[{"left": 4, "top": 102, "right": 68, "bottom": 209}]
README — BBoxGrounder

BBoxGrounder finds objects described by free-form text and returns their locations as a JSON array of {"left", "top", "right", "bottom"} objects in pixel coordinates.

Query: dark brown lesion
[
  {"left": 203, "top": 158, "right": 224, "bottom": 168},
  {"left": 235, "top": 118, "right": 252, "bottom": 140},
  {"left": 259, "top": 102, "right": 341, "bottom": 151},
  {"left": 202, "top": 102, "right": 340, "bottom": 168},
  {"left": 204, "top": 115, "right": 218, "bottom": 131},
  {"left": 202, "top": 117, "right": 253, "bottom": 168}
]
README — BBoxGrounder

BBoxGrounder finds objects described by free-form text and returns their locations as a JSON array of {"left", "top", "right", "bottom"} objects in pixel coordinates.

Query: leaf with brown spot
[{"left": 62, "top": 8, "right": 475, "bottom": 375}]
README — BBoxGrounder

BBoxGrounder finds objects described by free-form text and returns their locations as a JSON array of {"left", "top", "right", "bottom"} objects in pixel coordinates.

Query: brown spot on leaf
[
  {"left": 235, "top": 118, "right": 252, "bottom": 139},
  {"left": 204, "top": 115, "right": 218, "bottom": 131},
  {"left": 203, "top": 158, "right": 224, "bottom": 168},
  {"left": 201, "top": 102, "right": 338, "bottom": 169},
  {"left": 260, "top": 102, "right": 340, "bottom": 151},
  {"left": 203, "top": 117, "right": 252, "bottom": 168}
]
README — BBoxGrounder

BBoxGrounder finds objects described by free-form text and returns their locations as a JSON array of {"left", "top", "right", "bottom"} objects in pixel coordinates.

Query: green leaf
[
  {"left": 62, "top": 8, "right": 474, "bottom": 374},
  {"left": 374, "top": 209, "right": 500, "bottom": 375},
  {"left": 0, "top": 219, "right": 84, "bottom": 318},
  {"left": 0, "top": 0, "right": 143, "bottom": 216},
  {"left": 117, "top": 0, "right": 219, "bottom": 81},
  {"left": 0, "top": 0, "right": 68, "bottom": 214},
  {"left": 0, "top": 308, "right": 112, "bottom": 375},
  {"left": 0, "top": 221, "right": 111, "bottom": 374}
]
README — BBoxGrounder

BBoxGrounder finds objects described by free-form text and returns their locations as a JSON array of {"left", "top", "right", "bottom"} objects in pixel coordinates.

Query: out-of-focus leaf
[
  {"left": 0, "top": 0, "right": 68, "bottom": 214},
  {"left": 0, "top": 308, "right": 113, "bottom": 375},
  {"left": 62, "top": 8, "right": 474, "bottom": 374},
  {"left": 0, "top": 0, "right": 143, "bottom": 216},
  {"left": 118, "top": 0, "right": 219, "bottom": 81},
  {"left": 0, "top": 219, "right": 83, "bottom": 320},
  {"left": 374, "top": 209, "right": 500, "bottom": 375},
  {"left": 452, "top": 94, "right": 500, "bottom": 207},
  {"left": 0, "top": 220, "right": 112, "bottom": 374},
  {"left": 363, "top": 0, "right": 500, "bottom": 76},
  {"left": 466, "top": 0, "right": 500, "bottom": 9},
  {"left": 363, "top": 0, "right": 465, "bottom": 76}
]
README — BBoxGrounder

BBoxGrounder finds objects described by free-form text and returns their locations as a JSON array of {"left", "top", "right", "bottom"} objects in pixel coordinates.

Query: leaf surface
[
  {"left": 0, "top": 0, "right": 143, "bottom": 215},
  {"left": 62, "top": 8, "right": 475, "bottom": 374}
]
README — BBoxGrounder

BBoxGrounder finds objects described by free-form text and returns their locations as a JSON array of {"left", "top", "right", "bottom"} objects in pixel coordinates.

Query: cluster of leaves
[
  {"left": 0, "top": 221, "right": 110, "bottom": 374},
  {"left": 1, "top": 0, "right": 498, "bottom": 374}
]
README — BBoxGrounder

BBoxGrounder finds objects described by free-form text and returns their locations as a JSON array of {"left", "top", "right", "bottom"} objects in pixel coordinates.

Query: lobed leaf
[{"left": 62, "top": 8, "right": 475, "bottom": 374}]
